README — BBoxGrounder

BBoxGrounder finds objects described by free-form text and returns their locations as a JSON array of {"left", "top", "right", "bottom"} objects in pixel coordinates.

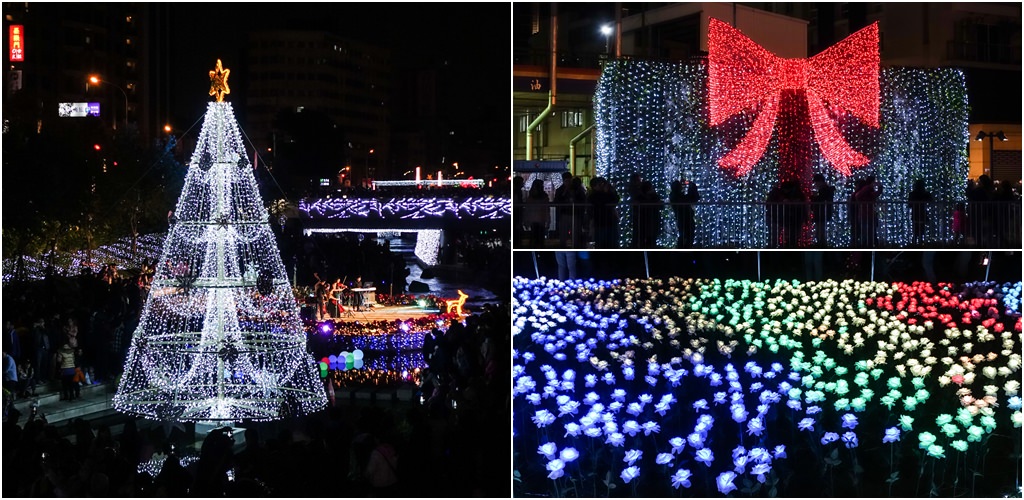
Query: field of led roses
[{"left": 512, "top": 277, "right": 1022, "bottom": 497}]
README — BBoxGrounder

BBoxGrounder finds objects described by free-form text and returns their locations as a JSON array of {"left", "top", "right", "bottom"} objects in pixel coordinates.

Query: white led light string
[{"left": 115, "top": 102, "right": 326, "bottom": 422}]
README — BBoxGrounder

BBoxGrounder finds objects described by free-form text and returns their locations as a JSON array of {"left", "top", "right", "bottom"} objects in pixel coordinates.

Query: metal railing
[{"left": 513, "top": 200, "right": 1023, "bottom": 249}]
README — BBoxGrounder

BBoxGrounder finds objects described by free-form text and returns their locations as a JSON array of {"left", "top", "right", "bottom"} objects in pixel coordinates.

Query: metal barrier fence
[{"left": 514, "top": 200, "right": 1022, "bottom": 249}]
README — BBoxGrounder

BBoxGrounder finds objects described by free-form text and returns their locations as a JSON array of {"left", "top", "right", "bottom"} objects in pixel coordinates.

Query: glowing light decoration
[
  {"left": 512, "top": 276, "right": 1022, "bottom": 496},
  {"left": 114, "top": 96, "right": 326, "bottom": 422},
  {"left": 414, "top": 229, "right": 442, "bottom": 266},
  {"left": 446, "top": 290, "right": 469, "bottom": 316},
  {"left": 299, "top": 196, "right": 510, "bottom": 220},
  {"left": 594, "top": 51, "right": 968, "bottom": 248},
  {"left": 371, "top": 179, "right": 484, "bottom": 188},
  {"left": 708, "top": 18, "right": 879, "bottom": 176},
  {"left": 3, "top": 233, "right": 165, "bottom": 284}
]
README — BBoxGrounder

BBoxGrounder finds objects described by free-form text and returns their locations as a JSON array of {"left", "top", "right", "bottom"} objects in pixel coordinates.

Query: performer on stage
[
  {"left": 351, "top": 276, "right": 364, "bottom": 311},
  {"left": 314, "top": 274, "right": 329, "bottom": 320},
  {"left": 330, "top": 279, "right": 347, "bottom": 318}
]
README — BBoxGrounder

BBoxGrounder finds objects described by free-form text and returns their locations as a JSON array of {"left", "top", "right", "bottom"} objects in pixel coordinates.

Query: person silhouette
[
  {"left": 908, "top": 179, "right": 933, "bottom": 246},
  {"left": 811, "top": 174, "right": 835, "bottom": 247}
]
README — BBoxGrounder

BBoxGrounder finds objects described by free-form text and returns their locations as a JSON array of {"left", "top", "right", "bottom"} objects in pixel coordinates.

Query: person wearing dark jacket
[
  {"left": 810, "top": 174, "right": 835, "bottom": 248},
  {"left": 908, "top": 179, "right": 933, "bottom": 246},
  {"left": 588, "top": 177, "right": 620, "bottom": 249},
  {"left": 636, "top": 181, "right": 663, "bottom": 248},
  {"left": 524, "top": 179, "right": 549, "bottom": 248},
  {"left": 670, "top": 180, "right": 699, "bottom": 248}
]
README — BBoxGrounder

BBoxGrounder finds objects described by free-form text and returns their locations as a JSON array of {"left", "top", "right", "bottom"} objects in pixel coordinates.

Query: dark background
[{"left": 167, "top": 2, "right": 507, "bottom": 157}]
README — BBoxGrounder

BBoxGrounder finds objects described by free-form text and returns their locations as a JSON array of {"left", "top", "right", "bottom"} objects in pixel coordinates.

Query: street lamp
[
  {"left": 365, "top": 147, "right": 375, "bottom": 181},
  {"left": 975, "top": 130, "right": 1007, "bottom": 177},
  {"left": 600, "top": 24, "right": 613, "bottom": 54},
  {"left": 88, "top": 75, "right": 128, "bottom": 131}
]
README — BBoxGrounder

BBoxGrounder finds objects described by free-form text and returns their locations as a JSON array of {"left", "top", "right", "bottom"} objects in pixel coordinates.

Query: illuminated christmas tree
[{"left": 114, "top": 60, "right": 326, "bottom": 422}]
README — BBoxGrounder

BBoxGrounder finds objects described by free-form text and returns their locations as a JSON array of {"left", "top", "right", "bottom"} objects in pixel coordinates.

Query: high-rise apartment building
[
  {"left": 2, "top": 3, "right": 165, "bottom": 142},
  {"left": 245, "top": 30, "right": 392, "bottom": 182}
]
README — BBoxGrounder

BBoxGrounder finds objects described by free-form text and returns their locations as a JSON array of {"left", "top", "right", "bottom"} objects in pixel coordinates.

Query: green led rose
[
  {"left": 980, "top": 415, "right": 996, "bottom": 432},
  {"left": 955, "top": 408, "right": 974, "bottom": 428},
  {"left": 854, "top": 372, "right": 869, "bottom": 387},
  {"left": 918, "top": 431, "right": 936, "bottom": 449},
  {"left": 940, "top": 423, "right": 959, "bottom": 438},
  {"left": 926, "top": 444, "right": 945, "bottom": 459},
  {"left": 903, "top": 396, "right": 918, "bottom": 411},
  {"left": 899, "top": 415, "right": 914, "bottom": 431},
  {"left": 966, "top": 425, "right": 984, "bottom": 442},
  {"left": 850, "top": 397, "right": 867, "bottom": 412}
]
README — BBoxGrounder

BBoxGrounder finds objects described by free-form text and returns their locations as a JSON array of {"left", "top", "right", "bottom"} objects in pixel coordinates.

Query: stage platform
[{"left": 329, "top": 304, "right": 440, "bottom": 323}]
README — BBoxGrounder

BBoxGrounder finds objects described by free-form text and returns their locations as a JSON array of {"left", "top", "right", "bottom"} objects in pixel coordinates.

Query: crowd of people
[
  {"left": 3, "top": 263, "right": 153, "bottom": 414},
  {"left": 514, "top": 172, "right": 1022, "bottom": 249},
  {"left": 2, "top": 303, "right": 510, "bottom": 498}
]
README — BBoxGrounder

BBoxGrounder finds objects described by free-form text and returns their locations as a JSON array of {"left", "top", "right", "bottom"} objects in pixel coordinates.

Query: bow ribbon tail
[
  {"left": 718, "top": 92, "right": 781, "bottom": 176},
  {"left": 805, "top": 93, "right": 870, "bottom": 176}
]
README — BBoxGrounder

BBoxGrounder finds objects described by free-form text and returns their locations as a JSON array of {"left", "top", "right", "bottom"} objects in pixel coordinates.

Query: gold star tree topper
[{"left": 209, "top": 59, "right": 230, "bottom": 102}]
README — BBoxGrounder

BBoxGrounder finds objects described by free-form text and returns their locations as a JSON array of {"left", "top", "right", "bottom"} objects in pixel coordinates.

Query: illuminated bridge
[{"left": 298, "top": 195, "right": 511, "bottom": 265}]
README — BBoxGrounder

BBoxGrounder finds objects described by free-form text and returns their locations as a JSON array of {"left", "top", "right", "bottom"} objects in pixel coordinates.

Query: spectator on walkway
[
  {"left": 636, "top": 181, "right": 663, "bottom": 248},
  {"left": 553, "top": 173, "right": 587, "bottom": 248},
  {"left": 670, "top": 179, "right": 699, "bottom": 248},
  {"left": 4, "top": 320, "right": 20, "bottom": 363},
  {"left": 908, "top": 179, "right": 933, "bottom": 246},
  {"left": 554, "top": 251, "right": 578, "bottom": 280},
  {"left": 810, "top": 174, "right": 835, "bottom": 247},
  {"left": 30, "top": 317, "right": 50, "bottom": 385},
  {"left": 588, "top": 177, "right": 620, "bottom": 249},
  {"left": 524, "top": 179, "right": 549, "bottom": 248},
  {"left": 3, "top": 346, "right": 17, "bottom": 414},
  {"left": 56, "top": 335, "right": 81, "bottom": 401},
  {"left": 16, "top": 358, "right": 35, "bottom": 397},
  {"left": 854, "top": 175, "right": 882, "bottom": 247}
]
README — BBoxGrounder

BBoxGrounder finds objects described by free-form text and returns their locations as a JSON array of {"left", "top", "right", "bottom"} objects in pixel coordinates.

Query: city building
[
  {"left": 513, "top": 3, "right": 609, "bottom": 181},
  {"left": 245, "top": 30, "right": 392, "bottom": 183},
  {"left": 2, "top": 3, "right": 163, "bottom": 143}
]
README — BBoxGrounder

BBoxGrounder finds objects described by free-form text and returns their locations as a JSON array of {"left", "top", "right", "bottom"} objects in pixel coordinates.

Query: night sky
[{"left": 164, "top": 2, "right": 509, "bottom": 163}]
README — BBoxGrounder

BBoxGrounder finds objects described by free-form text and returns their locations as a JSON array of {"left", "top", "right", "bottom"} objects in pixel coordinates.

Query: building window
[{"left": 561, "top": 110, "right": 584, "bottom": 128}]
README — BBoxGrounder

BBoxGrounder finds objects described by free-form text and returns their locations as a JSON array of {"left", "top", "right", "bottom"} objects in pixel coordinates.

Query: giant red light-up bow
[{"left": 708, "top": 18, "right": 879, "bottom": 176}]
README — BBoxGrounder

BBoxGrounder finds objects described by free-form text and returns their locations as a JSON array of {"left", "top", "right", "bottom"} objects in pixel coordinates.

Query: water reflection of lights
[{"left": 331, "top": 365, "right": 423, "bottom": 388}]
